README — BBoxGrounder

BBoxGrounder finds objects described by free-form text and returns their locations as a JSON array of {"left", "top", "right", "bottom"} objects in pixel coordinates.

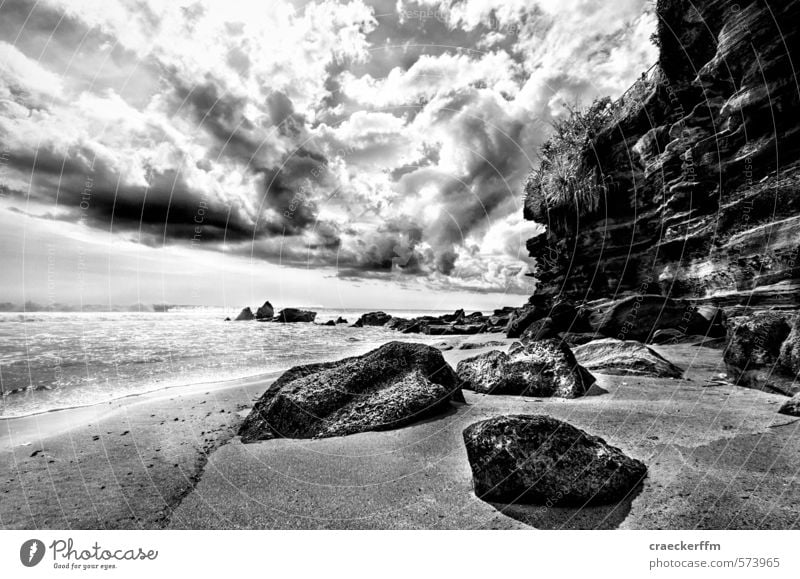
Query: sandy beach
[
  {"left": 0, "top": 373, "right": 276, "bottom": 528},
  {"left": 2, "top": 339, "right": 799, "bottom": 530}
]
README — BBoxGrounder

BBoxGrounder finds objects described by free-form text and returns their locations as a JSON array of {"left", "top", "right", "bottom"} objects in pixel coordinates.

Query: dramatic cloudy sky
[{"left": 0, "top": 0, "right": 656, "bottom": 309}]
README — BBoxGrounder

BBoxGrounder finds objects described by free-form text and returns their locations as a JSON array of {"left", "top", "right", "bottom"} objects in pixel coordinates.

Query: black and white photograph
[{"left": 1, "top": 0, "right": 799, "bottom": 575}]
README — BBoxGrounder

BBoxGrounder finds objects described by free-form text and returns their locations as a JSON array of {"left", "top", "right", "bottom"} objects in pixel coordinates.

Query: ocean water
[{"left": 0, "top": 307, "right": 453, "bottom": 419}]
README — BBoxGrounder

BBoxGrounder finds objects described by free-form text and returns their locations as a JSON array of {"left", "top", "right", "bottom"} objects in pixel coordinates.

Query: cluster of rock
[
  {"left": 497, "top": 286, "right": 800, "bottom": 416},
  {"left": 497, "top": 294, "right": 726, "bottom": 346},
  {"left": 229, "top": 303, "right": 516, "bottom": 333},
  {"left": 501, "top": 293, "right": 800, "bottom": 415},
  {"left": 238, "top": 339, "right": 647, "bottom": 508},
  {"left": 229, "top": 301, "right": 320, "bottom": 324},
  {"left": 228, "top": 296, "right": 729, "bottom": 347},
  {"left": 352, "top": 308, "right": 514, "bottom": 335},
  {"left": 344, "top": 296, "right": 728, "bottom": 343}
]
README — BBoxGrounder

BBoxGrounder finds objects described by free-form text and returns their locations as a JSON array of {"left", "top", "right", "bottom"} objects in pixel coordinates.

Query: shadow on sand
[{"left": 487, "top": 483, "right": 644, "bottom": 529}]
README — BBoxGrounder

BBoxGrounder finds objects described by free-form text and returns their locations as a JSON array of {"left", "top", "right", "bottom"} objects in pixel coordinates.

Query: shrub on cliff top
[{"left": 523, "top": 97, "right": 619, "bottom": 234}]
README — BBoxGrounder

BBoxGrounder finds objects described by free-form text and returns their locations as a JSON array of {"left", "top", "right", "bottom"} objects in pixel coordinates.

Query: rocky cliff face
[{"left": 525, "top": 0, "right": 800, "bottom": 311}]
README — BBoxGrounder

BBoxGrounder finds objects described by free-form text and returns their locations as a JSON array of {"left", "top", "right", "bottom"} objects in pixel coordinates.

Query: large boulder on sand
[
  {"left": 255, "top": 301, "right": 274, "bottom": 320},
  {"left": 238, "top": 342, "right": 464, "bottom": 442},
  {"left": 234, "top": 307, "right": 254, "bottom": 321},
  {"left": 463, "top": 415, "right": 647, "bottom": 505},
  {"left": 573, "top": 338, "right": 683, "bottom": 378},
  {"left": 724, "top": 312, "right": 797, "bottom": 395},
  {"left": 274, "top": 308, "right": 317, "bottom": 323},
  {"left": 353, "top": 311, "right": 392, "bottom": 327},
  {"left": 456, "top": 339, "right": 595, "bottom": 397}
]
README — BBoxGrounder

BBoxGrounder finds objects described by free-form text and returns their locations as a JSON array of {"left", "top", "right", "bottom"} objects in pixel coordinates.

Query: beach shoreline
[
  {"left": 3, "top": 338, "right": 800, "bottom": 530},
  {"left": 0, "top": 334, "right": 479, "bottom": 528},
  {"left": 0, "top": 370, "right": 289, "bottom": 425},
  {"left": 0, "top": 370, "right": 277, "bottom": 529},
  {"left": 0, "top": 307, "right": 469, "bottom": 420}
]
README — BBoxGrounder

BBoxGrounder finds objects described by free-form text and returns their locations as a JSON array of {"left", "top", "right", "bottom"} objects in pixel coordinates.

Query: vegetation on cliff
[{"left": 522, "top": 97, "right": 617, "bottom": 235}]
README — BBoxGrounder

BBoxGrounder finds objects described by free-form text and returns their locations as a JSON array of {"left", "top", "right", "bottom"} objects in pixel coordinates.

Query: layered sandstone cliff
[{"left": 524, "top": 0, "right": 800, "bottom": 311}]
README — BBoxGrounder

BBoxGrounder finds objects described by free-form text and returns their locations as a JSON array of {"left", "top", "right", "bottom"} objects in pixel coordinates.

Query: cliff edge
[{"left": 524, "top": 0, "right": 800, "bottom": 312}]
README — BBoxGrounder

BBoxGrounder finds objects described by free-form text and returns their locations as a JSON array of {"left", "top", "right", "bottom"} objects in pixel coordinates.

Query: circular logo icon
[{"left": 20, "top": 539, "right": 46, "bottom": 567}]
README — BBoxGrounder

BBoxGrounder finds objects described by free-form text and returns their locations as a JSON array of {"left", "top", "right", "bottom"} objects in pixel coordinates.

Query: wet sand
[
  {"left": 0, "top": 373, "right": 276, "bottom": 528},
  {"left": 2, "top": 341, "right": 799, "bottom": 529}
]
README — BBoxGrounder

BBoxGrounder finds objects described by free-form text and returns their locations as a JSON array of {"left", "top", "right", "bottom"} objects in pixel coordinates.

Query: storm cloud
[{"left": 0, "top": 0, "right": 655, "bottom": 294}]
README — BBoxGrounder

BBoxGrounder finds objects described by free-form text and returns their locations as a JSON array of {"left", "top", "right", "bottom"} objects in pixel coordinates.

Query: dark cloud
[
  {"left": 169, "top": 75, "right": 263, "bottom": 164},
  {"left": 256, "top": 168, "right": 320, "bottom": 234},
  {"left": 266, "top": 90, "right": 305, "bottom": 136},
  {"left": 350, "top": 218, "right": 426, "bottom": 273},
  {"left": 2, "top": 144, "right": 257, "bottom": 244},
  {"left": 2, "top": 59, "right": 338, "bottom": 256},
  {"left": 390, "top": 91, "right": 530, "bottom": 276},
  {"left": 167, "top": 76, "right": 313, "bottom": 167}
]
